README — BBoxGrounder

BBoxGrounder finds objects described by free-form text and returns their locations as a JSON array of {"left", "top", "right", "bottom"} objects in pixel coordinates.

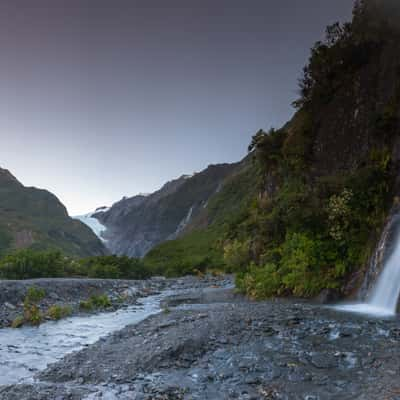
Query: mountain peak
[{"left": 0, "top": 167, "right": 21, "bottom": 185}]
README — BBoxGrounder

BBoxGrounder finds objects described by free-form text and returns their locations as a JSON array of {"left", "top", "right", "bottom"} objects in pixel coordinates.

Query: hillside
[
  {"left": 0, "top": 167, "right": 106, "bottom": 257},
  {"left": 145, "top": 0, "right": 400, "bottom": 297},
  {"left": 93, "top": 163, "right": 239, "bottom": 258}
]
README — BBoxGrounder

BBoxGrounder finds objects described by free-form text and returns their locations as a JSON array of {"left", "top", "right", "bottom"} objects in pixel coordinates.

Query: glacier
[{"left": 74, "top": 211, "right": 108, "bottom": 242}]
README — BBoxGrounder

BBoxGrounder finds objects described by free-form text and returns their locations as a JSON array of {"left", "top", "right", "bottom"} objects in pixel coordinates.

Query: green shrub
[
  {"left": 236, "top": 262, "right": 282, "bottom": 299},
  {"left": 80, "top": 294, "right": 111, "bottom": 311},
  {"left": 47, "top": 304, "right": 72, "bottom": 320},
  {"left": 223, "top": 239, "right": 251, "bottom": 272},
  {"left": 90, "top": 294, "right": 111, "bottom": 308},
  {"left": 25, "top": 286, "right": 46, "bottom": 303},
  {"left": 79, "top": 255, "right": 152, "bottom": 280},
  {"left": 23, "top": 304, "right": 42, "bottom": 326},
  {"left": 79, "top": 299, "right": 94, "bottom": 311},
  {"left": 0, "top": 249, "right": 70, "bottom": 279}
]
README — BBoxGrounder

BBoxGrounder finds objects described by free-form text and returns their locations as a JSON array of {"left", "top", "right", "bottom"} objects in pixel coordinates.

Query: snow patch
[{"left": 94, "top": 206, "right": 110, "bottom": 213}]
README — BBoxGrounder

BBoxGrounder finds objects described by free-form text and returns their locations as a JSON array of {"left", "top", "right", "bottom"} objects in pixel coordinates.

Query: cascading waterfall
[
  {"left": 367, "top": 237, "right": 400, "bottom": 314},
  {"left": 335, "top": 213, "right": 400, "bottom": 317}
]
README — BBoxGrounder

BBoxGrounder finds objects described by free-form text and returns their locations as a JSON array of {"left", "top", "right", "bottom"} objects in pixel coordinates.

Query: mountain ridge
[
  {"left": 79, "top": 163, "right": 241, "bottom": 258},
  {"left": 0, "top": 166, "right": 106, "bottom": 257}
]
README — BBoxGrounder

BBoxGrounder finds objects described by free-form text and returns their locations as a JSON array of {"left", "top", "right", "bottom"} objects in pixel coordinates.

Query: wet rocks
[
  {"left": 2, "top": 279, "right": 400, "bottom": 399},
  {"left": 0, "top": 275, "right": 230, "bottom": 329}
]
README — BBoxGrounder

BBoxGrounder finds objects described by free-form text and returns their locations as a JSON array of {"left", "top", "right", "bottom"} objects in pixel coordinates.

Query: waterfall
[
  {"left": 335, "top": 213, "right": 400, "bottom": 317},
  {"left": 367, "top": 226, "right": 400, "bottom": 314}
]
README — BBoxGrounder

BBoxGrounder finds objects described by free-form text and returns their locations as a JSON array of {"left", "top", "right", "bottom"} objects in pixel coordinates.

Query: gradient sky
[{"left": 0, "top": 0, "right": 354, "bottom": 215}]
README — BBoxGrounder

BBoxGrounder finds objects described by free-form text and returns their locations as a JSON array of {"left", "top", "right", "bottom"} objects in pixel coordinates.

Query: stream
[{"left": 0, "top": 293, "right": 165, "bottom": 386}]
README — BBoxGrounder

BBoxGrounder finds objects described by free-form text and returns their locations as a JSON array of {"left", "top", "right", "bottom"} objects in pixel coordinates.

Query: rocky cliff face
[
  {"left": 0, "top": 167, "right": 106, "bottom": 257},
  {"left": 94, "top": 163, "right": 238, "bottom": 257}
]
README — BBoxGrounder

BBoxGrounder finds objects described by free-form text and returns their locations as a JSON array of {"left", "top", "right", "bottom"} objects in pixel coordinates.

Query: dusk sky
[{"left": 0, "top": 1, "right": 354, "bottom": 215}]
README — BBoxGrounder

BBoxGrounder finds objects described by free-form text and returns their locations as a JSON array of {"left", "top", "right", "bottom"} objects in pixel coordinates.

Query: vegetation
[
  {"left": 144, "top": 228, "right": 223, "bottom": 277},
  {"left": 80, "top": 294, "right": 111, "bottom": 311},
  {"left": 0, "top": 168, "right": 105, "bottom": 258},
  {"left": 80, "top": 255, "right": 152, "bottom": 280},
  {"left": 47, "top": 305, "right": 72, "bottom": 320},
  {"left": 143, "top": 161, "right": 258, "bottom": 276},
  {"left": 0, "top": 250, "right": 154, "bottom": 280},
  {"left": 230, "top": 0, "right": 398, "bottom": 299},
  {"left": 0, "top": 250, "right": 67, "bottom": 279},
  {"left": 11, "top": 315, "right": 25, "bottom": 328},
  {"left": 25, "top": 286, "right": 46, "bottom": 303},
  {"left": 18, "top": 286, "right": 46, "bottom": 326}
]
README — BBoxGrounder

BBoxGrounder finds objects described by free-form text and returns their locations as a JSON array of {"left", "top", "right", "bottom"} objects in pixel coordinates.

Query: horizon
[{"left": 0, "top": 0, "right": 354, "bottom": 215}]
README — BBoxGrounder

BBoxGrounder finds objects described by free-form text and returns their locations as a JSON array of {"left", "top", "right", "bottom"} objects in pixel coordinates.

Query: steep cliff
[{"left": 231, "top": 0, "right": 400, "bottom": 298}]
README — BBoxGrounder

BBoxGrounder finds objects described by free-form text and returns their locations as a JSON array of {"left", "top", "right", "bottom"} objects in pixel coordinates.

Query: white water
[
  {"left": 0, "top": 294, "right": 164, "bottom": 385},
  {"left": 335, "top": 221, "right": 400, "bottom": 317}
]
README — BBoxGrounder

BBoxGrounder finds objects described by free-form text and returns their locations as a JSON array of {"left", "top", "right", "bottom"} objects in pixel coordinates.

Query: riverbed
[{"left": 1, "top": 278, "right": 400, "bottom": 399}]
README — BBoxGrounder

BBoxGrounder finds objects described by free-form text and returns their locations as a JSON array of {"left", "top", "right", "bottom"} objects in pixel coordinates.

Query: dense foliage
[
  {"left": 0, "top": 249, "right": 153, "bottom": 280},
  {"left": 228, "top": 1, "right": 399, "bottom": 299}
]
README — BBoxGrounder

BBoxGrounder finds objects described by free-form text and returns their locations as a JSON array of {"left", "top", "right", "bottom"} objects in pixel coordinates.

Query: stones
[
  {"left": 121, "top": 287, "right": 140, "bottom": 298},
  {"left": 310, "top": 353, "right": 338, "bottom": 369},
  {"left": 2, "top": 276, "right": 400, "bottom": 400},
  {"left": 3, "top": 302, "right": 15, "bottom": 310}
]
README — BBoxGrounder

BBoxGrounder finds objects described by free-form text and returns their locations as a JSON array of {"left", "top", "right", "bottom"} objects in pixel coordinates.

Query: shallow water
[
  {"left": 332, "top": 302, "right": 396, "bottom": 317},
  {"left": 0, "top": 293, "right": 164, "bottom": 385}
]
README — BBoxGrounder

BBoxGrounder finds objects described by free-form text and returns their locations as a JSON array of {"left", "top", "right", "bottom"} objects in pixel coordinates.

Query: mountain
[
  {"left": 88, "top": 163, "right": 239, "bottom": 258},
  {"left": 146, "top": 0, "right": 400, "bottom": 296},
  {"left": 0, "top": 167, "right": 106, "bottom": 257},
  {"left": 76, "top": 0, "right": 400, "bottom": 300}
]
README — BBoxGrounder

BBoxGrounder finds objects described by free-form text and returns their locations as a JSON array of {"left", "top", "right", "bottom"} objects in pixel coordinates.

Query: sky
[{"left": 0, "top": 0, "right": 354, "bottom": 215}]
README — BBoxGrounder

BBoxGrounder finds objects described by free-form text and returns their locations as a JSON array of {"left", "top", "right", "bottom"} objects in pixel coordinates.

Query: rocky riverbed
[
  {"left": 0, "top": 278, "right": 157, "bottom": 328},
  {"left": 1, "top": 277, "right": 400, "bottom": 399},
  {"left": 0, "top": 275, "right": 227, "bottom": 328}
]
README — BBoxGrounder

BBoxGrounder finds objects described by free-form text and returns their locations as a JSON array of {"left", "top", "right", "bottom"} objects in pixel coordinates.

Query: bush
[
  {"left": 25, "top": 286, "right": 46, "bottom": 303},
  {"left": 236, "top": 262, "right": 282, "bottom": 299},
  {"left": 79, "top": 255, "right": 152, "bottom": 280},
  {"left": 90, "top": 294, "right": 111, "bottom": 308},
  {"left": 47, "top": 305, "right": 72, "bottom": 320},
  {"left": 79, "top": 299, "right": 94, "bottom": 311},
  {"left": 23, "top": 304, "right": 42, "bottom": 326},
  {"left": 0, "top": 249, "right": 70, "bottom": 279},
  {"left": 0, "top": 251, "right": 155, "bottom": 281},
  {"left": 223, "top": 239, "right": 251, "bottom": 272},
  {"left": 80, "top": 294, "right": 111, "bottom": 311}
]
